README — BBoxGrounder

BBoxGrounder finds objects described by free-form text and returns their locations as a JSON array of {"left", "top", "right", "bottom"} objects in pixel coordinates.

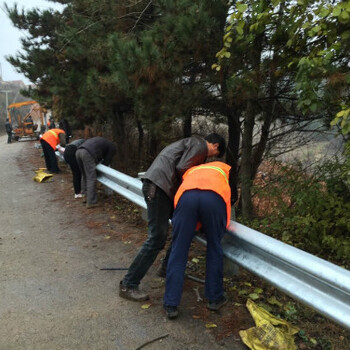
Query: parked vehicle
[{"left": 7, "top": 100, "right": 46, "bottom": 141}]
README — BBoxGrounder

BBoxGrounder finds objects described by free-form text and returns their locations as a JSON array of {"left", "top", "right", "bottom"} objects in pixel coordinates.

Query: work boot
[
  {"left": 163, "top": 304, "right": 178, "bottom": 319},
  {"left": 207, "top": 295, "right": 228, "bottom": 311},
  {"left": 119, "top": 281, "right": 149, "bottom": 301}
]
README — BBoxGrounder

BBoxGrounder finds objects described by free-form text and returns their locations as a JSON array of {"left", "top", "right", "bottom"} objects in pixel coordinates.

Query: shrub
[{"left": 247, "top": 162, "right": 350, "bottom": 268}]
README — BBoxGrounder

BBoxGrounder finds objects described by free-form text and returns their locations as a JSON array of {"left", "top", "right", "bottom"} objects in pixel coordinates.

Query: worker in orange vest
[
  {"left": 163, "top": 161, "right": 237, "bottom": 319},
  {"left": 40, "top": 128, "right": 66, "bottom": 173}
]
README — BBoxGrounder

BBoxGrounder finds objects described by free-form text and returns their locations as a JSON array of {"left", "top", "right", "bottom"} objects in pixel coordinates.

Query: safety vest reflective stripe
[
  {"left": 187, "top": 165, "right": 228, "bottom": 184},
  {"left": 48, "top": 129, "right": 58, "bottom": 138}
]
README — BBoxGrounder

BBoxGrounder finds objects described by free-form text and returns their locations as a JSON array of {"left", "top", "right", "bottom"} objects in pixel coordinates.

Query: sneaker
[
  {"left": 74, "top": 193, "right": 84, "bottom": 199},
  {"left": 119, "top": 281, "right": 149, "bottom": 301},
  {"left": 86, "top": 203, "right": 99, "bottom": 209},
  {"left": 207, "top": 295, "right": 228, "bottom": 311},
  {"left": 163, "top": 304, "right": 178, "bottom": 319}
]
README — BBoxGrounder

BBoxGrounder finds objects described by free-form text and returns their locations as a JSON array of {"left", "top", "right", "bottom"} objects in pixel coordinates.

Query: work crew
[
  {"left": 163, "top": 161, "right": 236, "bottom": 319},
  {"left": 40, "top": 128, "right": 66, "bottom": 173},
  {"left": 5, "top": 118, "right": 13, "bottom": 144},
  {"left": 75, "top": 136, "right": 116, "bottom": 208},
  {"left": 119, "top": 133, "right": 226, "bottom": 302}
]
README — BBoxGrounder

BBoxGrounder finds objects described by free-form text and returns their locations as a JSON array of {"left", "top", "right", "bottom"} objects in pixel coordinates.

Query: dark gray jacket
[
  {"left": 78, "top": 136, "right": 116, "bottom": 166},
  {"left": 143, "top": 135, "right": 208, "bottom": 199},
  {"left": 5, "top": 121, "right": 12, "bottom": 134}
]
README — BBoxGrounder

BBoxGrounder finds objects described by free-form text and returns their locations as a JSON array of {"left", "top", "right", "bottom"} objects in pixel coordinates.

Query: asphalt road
[{"left": 0, "top": 135, "right": 247, "bottom": 350}]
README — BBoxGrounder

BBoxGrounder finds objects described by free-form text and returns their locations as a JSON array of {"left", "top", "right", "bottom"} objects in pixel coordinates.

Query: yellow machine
[{"left": 7, "top": 100, "right": 45, "bottom": 141}]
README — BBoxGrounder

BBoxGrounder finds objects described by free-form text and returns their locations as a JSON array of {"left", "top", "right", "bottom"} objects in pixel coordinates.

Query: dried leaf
[
  {"left": 238, "top": 289, "right": 248, "bottom": 296},
  {"left": 267, "top": 296, "right": 283, "bottom": 307},
  {"left": 248, "top": 293, "right": 260, "bottom": 300},
  {"left": 141, "top": 304, "right": 151, "bottom": 309},
  {"left": 205, "top": 323, "right": 217, "bottom": 328}
]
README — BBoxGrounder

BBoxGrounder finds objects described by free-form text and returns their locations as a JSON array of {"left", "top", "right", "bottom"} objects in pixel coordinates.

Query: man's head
[{"left": 205, "top": 133, "right": 226, "bottom": 158}]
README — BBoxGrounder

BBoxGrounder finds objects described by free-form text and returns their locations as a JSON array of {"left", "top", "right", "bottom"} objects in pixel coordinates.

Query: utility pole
[{"left": 1, "top": 90, "right": 12, "bottom": 109}]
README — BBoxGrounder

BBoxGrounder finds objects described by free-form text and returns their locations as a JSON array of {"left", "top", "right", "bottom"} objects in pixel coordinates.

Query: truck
[{"left": 7, "top": 100, "right": 46, "bottom": 141}]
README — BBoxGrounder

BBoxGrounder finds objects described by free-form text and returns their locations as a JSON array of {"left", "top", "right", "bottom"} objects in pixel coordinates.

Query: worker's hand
[
  {"left": 227, "top": 222, "right": 236, "bottom": 233},
  {"left": 56, "top": 145, "right": 65, "bottom": 153}
]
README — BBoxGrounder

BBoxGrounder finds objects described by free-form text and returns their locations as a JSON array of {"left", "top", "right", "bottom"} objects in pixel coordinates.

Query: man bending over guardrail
[
  {"left": 75, "top": 136, "right": 116, "bottom": 208},
  {"left": 163, "top": 161, "right": 236, "bottom": 319}
]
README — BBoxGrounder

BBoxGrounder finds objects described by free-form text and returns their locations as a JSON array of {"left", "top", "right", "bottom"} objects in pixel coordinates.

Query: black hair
[{"left": 204, "top": 133, "right": 226, "bottom": 158}]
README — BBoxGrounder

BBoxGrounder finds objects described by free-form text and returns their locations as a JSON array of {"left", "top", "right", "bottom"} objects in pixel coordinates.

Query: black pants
[
  {"left": 40, "top": 139, "right": 60, "bottom": 173},
  {"left": 64, "top": 145, "right": 81, "bottom": 194},
  {"left": 7, "top": 132, "right": 12, "bottom": 143}
]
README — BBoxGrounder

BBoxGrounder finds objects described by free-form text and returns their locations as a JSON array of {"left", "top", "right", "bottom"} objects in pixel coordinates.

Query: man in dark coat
[
  {"left": 5, "top": 118, "right": 13, "bottom": 144},
  {"left": 59, "top": 119, "right": 72, "bottom": 144}
]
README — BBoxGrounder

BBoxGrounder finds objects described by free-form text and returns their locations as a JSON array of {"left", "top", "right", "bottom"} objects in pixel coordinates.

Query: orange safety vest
[
  {"left": 41, "top": 128, "right": 65, "bottom": 150},
  {"left": 174, "top": 161, "right": 232, "bottom": 228}
]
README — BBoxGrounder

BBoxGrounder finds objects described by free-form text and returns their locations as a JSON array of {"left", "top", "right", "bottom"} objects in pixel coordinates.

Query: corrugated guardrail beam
[{"left": 55, "top": 154, "right": 350, "bottom": 330}]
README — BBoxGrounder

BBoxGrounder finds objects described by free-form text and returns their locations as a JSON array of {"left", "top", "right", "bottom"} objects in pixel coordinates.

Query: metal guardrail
[
  {"left": 56, "top": 153, "right": 350, "bottom": 330},
  {"left": 95, "top": 164, "right": 350, "bottom": 330}
]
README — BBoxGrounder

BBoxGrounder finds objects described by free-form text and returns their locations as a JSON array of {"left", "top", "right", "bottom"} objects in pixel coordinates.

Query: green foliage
[{"left": 248, "top": 163, "right": 350, "bottom": 266}]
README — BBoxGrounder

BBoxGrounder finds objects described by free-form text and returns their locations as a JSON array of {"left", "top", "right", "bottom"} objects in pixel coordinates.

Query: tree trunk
[
  {"left": 111, "top": 109, "right": 126, "bottom": 165},
  {"left": 183, "top": 112, "right": 192, "bottom": 137},
  {"left": 240, "top": 100, "right": 255, "bottom": 220},
  {"left": 136, "top": 118, "right": 144, "bottom": 167},
  {"left": 226, "top": 107, "right": 241, "bottom": 201}
]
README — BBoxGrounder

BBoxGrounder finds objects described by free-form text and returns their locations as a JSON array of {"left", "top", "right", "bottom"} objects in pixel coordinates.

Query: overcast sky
[{"left": 0, "top": 0, "right": 64, "bottom": 85}]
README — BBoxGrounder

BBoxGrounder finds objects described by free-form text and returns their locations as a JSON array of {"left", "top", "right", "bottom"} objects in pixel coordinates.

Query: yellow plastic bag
[
  {"left": 239, "top": 299, "right": 299, "bottom": 350},
  {"left": 33, "top": 168, "right": 53, "bottom": 183}
]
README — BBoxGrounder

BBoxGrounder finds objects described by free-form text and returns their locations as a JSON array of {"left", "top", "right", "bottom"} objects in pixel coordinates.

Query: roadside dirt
[{"left": 0, "top": 135, "right": 248, "bottom": 350}]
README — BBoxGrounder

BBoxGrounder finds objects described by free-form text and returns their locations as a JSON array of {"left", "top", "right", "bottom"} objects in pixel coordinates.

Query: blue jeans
[
  {"left": 164, "top": 190, "right": 226, "bottom": 306},
  {"left": 122, "top": 180, "right": 173, "bottom": 288}
]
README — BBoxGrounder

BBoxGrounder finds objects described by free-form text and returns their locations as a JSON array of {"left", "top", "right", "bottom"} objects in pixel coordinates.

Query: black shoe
[
  {"left": 207, "top": 295, "right": 228, "bottom": 311},
  {"left": 164, "top": 304, "right": 178, "bottom": 319}
]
